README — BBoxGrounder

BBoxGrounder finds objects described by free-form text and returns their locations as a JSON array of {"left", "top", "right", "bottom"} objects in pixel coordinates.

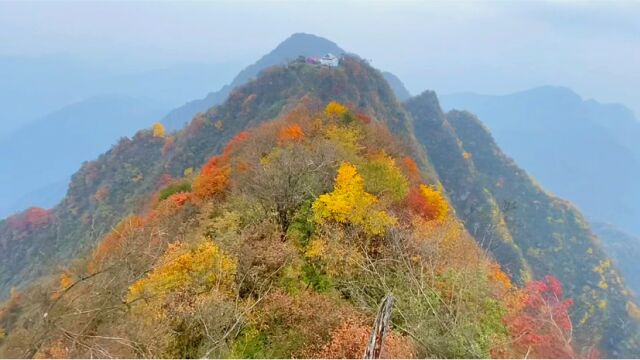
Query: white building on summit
[{"left": 318, "top": 53, "right": 339, "bottom": 67}]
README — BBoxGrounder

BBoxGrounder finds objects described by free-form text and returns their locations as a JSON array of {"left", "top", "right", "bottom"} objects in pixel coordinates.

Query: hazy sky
[{"left": 1, "top": 0, "right": 639, "bottom": 115}]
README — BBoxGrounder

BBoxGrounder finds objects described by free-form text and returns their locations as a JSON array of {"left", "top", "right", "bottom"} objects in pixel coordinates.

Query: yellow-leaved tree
[
  {"left": 312, "top": 162, "right": 396, "bottom": 235},
  {"left": 128, "top": 240, "right": 237, "bottom": 302},
  {"left": 324, "top": 101, "right": 348, "bottom": 118},
  {"left": 152, "top": 122, "right": 166, "bottom": 138}
]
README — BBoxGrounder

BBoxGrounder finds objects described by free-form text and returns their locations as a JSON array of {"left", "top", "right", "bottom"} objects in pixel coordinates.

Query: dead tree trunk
[{"left": 364, "top": 293, "right": 395, "bottom": 359}]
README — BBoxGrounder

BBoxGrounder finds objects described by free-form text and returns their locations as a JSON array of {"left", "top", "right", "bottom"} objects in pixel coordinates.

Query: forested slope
[{"left": 0, "top": 57, "right": 638, "bottom": 358}]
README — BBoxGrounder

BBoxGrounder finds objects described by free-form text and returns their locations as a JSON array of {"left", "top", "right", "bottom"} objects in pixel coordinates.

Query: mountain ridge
[
  {"left": 441, "top": 86, "right": 640, "bottom": 235},
  {"left": 408, "top": 90, "right": 640, "bottom": 356},
  {"left": 0, "top": 58, "right": 629, "bottom": 358},
  {"left": 0, "top": 37, "right": 638, "bottom": 357},
  {"left": 161, "top": 33, "right": 346, "bottom": 131},
  {"left": 0, "top": 55, "right": 426, "bottom": 300},
  {"left": 160, "top": 33, "right": 412, "bottom": 131}
]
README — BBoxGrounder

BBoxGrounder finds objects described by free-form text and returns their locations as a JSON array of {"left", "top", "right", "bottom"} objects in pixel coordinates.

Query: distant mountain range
[
  {"left": 0, "top": 56, "right": 241, "bottom": 216},
  {"left": 2, "top": 34, "right": 639, "bottom": 351},
  {"left": 441, "top": 87, "right": 640, "bottom": 235},
  {"left": 592, "top": 222, "right": 640, "bottom": 298},
  {"left": 0, "top": 55, "right": 240, "bottom": 133},
  {"left": 382, "top": 71, "right": 412, "bottom": 101},
  {"left": 0, "top": 95, "right": 167, "bottom": 217},
  {"left": 2, "top": 55, "right": 616, "bottom": 359}
]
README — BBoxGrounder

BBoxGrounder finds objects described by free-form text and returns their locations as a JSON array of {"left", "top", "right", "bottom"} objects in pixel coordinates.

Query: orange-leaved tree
[
  {"left": 192, "top": 155, "right": 230, "bottom": 200},
  {"left": 313, "top": 318, "right": 415, "bottom": 359},
  {"left": 407, "top": 184, "right": 449, "bottom": 222},
  {"left": 88, "top": 215, "right": 145, "bottom": 272},
  {"left": 402, "top": 156, "right": 421, "bottom": 183},
  {"left": 278, "top": 123, "right": 305, "bottom": 143}
]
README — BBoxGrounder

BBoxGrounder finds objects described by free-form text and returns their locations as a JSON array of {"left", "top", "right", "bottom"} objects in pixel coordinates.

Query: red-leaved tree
[{"left": 504, "top": 275, "right": 575, "bottom": 358}]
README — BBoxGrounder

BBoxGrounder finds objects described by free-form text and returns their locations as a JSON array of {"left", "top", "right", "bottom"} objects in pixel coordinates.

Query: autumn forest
[{"left": 1, "top": 16, "right": 639, "bottom": 360}]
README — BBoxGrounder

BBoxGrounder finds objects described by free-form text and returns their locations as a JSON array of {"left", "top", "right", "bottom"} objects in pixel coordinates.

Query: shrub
[
  {"left": 192, "top": 156, "right": 230, "bottom": 200},
  {"left": 407, "top": 184, "right": 449, "bottom": 222},
  {"left": 359, "top": 153, "right": 409, "bottom": 203},
  {"left": 312, "top": 318, "right": 416, "bottom": 359},
  {"left": 324, "top": 101, "right": 348, "bottom": 118},
  {"left": 128, "top": 240, "right": 237, "bottom": 301},
  {"left": 158, "top": 180, "right": 191, "bottom": 201}
]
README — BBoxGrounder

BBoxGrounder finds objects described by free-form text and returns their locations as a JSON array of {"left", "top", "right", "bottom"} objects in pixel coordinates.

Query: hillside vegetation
[
  {"left": 161, "top": 33, "right": 346, "bottom": 131},
  {"left": 1, "top": 102, "right": 582, "bottom": 358},
  {"left": 440, "top": 87, "right": 640, "bottom": 235},
  {"left": 407, "top": 93, "right": 640, "bottom": 356},
  {"left": 0, "top": 57, "right": 638, "bottom": 357},
  {"left": 0, "top": 56, "right": 427, "bottom": 302}
]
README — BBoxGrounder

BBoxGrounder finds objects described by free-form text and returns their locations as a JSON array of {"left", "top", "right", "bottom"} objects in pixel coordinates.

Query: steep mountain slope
[
  {"left": 382, "top": 71, "right": 411, "bottom": 101},
  {"left": 1, "top": 100, "right": 584, "bottom": 359},
  {"left": 0, "top": 56, "right": 426, "bottom": 301},
  {"left": 161, "top": 33, "right": 346, "bottom": 131},
  {"left": 440, "top": 87, "right": 640, "bottom": 235},
  {"left": 0, "top": 95, "right": 168, "bottom": 218},
  {"left": 1, "top": 56, "right": 638, "bottom": 357},
  {"left": 405, "top": 92, "right": 528, "bottom": 281},
  {"left": 593, "top": 222, "right": 640, "bottom": 297},
  {"left": 407, "top": 92, "right": 640, "bottom": 357},
  {"left": 585, "top": 100, "right": 640, "bottom": 161},
  {"left": 160, "top": 33, "right": 411, "bottom": 132}
]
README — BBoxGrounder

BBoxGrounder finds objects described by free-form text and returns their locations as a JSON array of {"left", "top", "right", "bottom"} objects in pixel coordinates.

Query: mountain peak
[
  {"left": 275, "top": 33, "right": 344, "bottom": 54},
  {"left": 406, "top": 90, "right": 444, "bottom": 122},
  {"left": 511, "top": 85, "right": 583, "bottom": 106},
  {"left": 231, "top": 33, "right": 345, "bottom": 88},
  {"left": 161, "top": 33, "right": 347, "bottom": 131}
]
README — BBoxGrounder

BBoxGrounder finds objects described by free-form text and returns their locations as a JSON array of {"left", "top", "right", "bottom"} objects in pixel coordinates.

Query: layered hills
[
  {"left": 0, "top": 33, "right": 406, "bottom": 220},
  {"left": 407, "top": 92, "right": 639, "bottom": 355},
  {"left": 0, "top": 51, "right": 638, "bottom": 357},
  {"left": 441, "top": 87, "right": 640, "bottom": 235},
  {"left": 0, "top": 95, "right": 167, "bottom": 218},
  {"left": 0, "top": 54, "right": 239, "bottom": 217}
]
